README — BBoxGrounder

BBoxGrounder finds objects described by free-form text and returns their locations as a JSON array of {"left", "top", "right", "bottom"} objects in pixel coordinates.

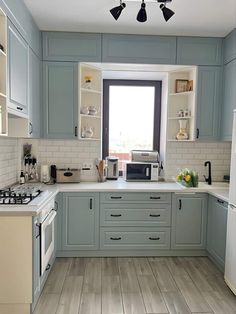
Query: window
[{"left": 103, "top": 80, "right": 162, "bottom": 171}]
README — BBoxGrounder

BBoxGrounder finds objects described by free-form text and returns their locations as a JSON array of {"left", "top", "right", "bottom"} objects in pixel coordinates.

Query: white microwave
[{"left": 125, "top": 162, "right": 159, "bottom": 182}]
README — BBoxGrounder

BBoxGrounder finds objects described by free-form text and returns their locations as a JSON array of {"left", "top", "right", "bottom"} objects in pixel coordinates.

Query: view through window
[{"left": 103, "top": 80, "right": 162, "bottom": 172}]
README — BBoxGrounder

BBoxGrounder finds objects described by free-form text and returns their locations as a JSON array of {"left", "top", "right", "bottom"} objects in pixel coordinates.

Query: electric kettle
[{"left": 106, "top": 156, "right": 119, "bottom": 180}]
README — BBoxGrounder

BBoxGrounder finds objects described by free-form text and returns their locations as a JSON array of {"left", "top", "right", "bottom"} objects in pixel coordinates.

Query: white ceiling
[{"left": 23, "top": 0, "right": 236, "bottom": 37}]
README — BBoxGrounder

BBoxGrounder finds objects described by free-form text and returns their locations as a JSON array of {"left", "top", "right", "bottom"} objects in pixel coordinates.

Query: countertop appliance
[
  {"left": 225, "top": 109, "right": 236, "bottom": 295},
  {"left": 56, "top": 168, "right": 80, "bottom": 183},
  {"left": 125, "top": 162, "right": 159, "bottom": 182},
  {"left": 131, "top": 150, "right": 159, "bottom": 163},
  {"left": 106, "top": 156, "right": 119, "bottom": 180}
]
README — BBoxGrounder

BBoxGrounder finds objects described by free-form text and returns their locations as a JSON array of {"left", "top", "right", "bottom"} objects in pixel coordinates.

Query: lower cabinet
[
  {"left": 62, "top": 193, "right": 99, "bottom": 250},
  {"left": 171, "top": 193, "right": 208, "bottom": 250},
  {"left": 207, "top": 195, "right": 228, "bottom": 270}
]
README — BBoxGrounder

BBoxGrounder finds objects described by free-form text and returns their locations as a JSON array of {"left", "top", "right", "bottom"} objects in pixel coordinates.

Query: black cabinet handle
[
  {"left": 75, "top": 126, "right": 78, "bottom": 137},
  {"left": 110, "top": 196, "right": 122, "bottom": 199},
  {"left": 217, "top": 199, "right": 224, "bottom": 204},
  {"left": 29, "top": 122, "right": 33, "bottom": 135},
  {"left": 16, "top": 106, "right": 23, "bottom": 111},
  {"left": 149, "top": 214, "right": 161, "bottom": 217},
  {"left": 150, "top": 196, "right": 161, "bottom": 200},
  {"left": 110, "top": 237, "right": 121, "bottom": 240},
  {"left": 196, "top": 128, "right": 199, "bottom": 139},
  {"left": 179, "top": 199, "right": 182, "bottom": 210},
  {"left": 149, "top": 237, "right": 160, "bottom": 240},
  {"left": 55, "top": 201, "right": 58, "bottom": 212},
  {"left": 46, "top": 264, "right": 51, "bottom": 271},
  {"left": 35, "top": 223, "right": 41, "bottom": 239},
  {"left": 89, "top": 198, "right": 93, "bottom": 210},
  {"left": 110, "top": 214, "right": 122, "bottom": 217}
]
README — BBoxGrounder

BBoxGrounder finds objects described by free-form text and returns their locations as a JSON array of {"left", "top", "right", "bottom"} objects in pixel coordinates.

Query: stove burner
[{"left": 0, "top": 186, "right": 42, "bottom": 205}]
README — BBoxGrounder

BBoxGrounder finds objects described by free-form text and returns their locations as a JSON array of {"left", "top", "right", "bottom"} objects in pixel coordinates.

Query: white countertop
[{"left": 0, "top": 180, "right": 230, "bottom": 216}]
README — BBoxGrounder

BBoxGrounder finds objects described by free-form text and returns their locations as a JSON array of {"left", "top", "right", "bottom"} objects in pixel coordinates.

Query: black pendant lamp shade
[
  {"left": 110, "top": 1, "right": 126, "bottom": 20},
  {"left": 159, "top": 3, "right": 175, "bottom": 21},
  {"left": 137, "top": 1, "right": 147, "bottom": 22}
]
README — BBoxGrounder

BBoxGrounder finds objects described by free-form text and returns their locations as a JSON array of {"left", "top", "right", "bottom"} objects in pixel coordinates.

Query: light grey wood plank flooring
[{"left": 34, "top": 257, "right": 236, "bottom": 314}]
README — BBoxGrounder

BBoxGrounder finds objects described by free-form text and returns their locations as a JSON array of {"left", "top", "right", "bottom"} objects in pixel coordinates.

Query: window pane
[{"left": 109, "top": 85, "right": 155, "bottom": 170}]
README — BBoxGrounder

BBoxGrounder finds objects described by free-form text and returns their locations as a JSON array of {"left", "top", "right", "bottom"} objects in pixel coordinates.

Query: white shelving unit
[
  {"left": 79, "top": 63, "right": 102, "bottom": 140},
  {"left": 167, "top": 67, "right": 197, "bottom": 141},
  {"left": 0, "top": 7, "right": 7, "bottom": 136}
]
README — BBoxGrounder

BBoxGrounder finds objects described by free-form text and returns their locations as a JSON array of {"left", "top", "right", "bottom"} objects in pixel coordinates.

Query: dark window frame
[{"left": 102, "top": 79, "right": 162, "bottom": 159}]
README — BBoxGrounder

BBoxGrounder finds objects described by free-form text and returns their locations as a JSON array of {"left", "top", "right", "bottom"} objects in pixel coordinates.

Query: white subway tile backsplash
[{"left": 165, "top": 141, "right": 231, "bottom": 182}]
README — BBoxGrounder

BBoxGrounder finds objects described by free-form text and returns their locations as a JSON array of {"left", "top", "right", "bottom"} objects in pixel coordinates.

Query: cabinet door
[
  {"left": 43, "top": 62, "right": 78, "bottom": 139},
  {"left": 196, "top": 66, "right": 222, "bottom": 140},
  {"left": 62, "top": 193, "right": 99, "bottom": 250},
  {"left": 177, "top": 37, "right": 223, "bottom": 65},
  {"left": 102, "top": 34, "right": 176, "bottom": 64},
  {"left": 207, "top": 196, "right": 228, "bottom": 269},
  {"left": 8, "top": 20, "right": 28, "bottom": 115},
  {"left": 32, "top": 217, "right": 40, "bottom": 310},
  {"left": 43, "top": 32, "right": 102, "bottom": 62},
  {"left": 28, "top": 48, "right": 41, "bottom": 138},
  {"left": 171, "top": 194, "right": 207, "bottom": 250},
  {"left": 221, "top": 59, "right": 236, "bottom": 140},
  {"left": 224, "top": 29, "right": 236, "bottom": 64}
]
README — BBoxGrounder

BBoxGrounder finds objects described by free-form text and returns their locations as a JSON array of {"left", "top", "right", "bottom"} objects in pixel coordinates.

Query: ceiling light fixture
[
  {"left": 110, "top": 0, "right": 175, "bottom": 22},
  {"left": 136, "top": 0, "right": 147, "bottom": 22},
  {"left": 110, "top": 0, "right": 127, "bottom": 20}
]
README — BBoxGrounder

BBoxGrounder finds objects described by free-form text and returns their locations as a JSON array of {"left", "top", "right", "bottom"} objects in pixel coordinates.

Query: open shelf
[
  {"left": 0, "top": 8, "right": 7, "bottom": 136},
  {"left": 168, "top": 116, "right": 192, "bottom": 120},
  {"left": 169, "top": 91, "right": 194, "bottom": 96},
  {"left": 79, "top": 63, "right": 102, "bottom": 141}
]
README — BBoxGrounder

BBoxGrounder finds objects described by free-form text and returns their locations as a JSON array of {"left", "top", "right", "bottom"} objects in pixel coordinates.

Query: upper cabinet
[
  {"left": 224, "top": 29, "right": 236, "bottom": 64},
  {"left": 43, "top": 62, "right": 78, "bottom": 139},
  {"left": 177, "top": 37, "right": 223, "bottom": 66},
  {"left": 196, "top": 66, "right": 222, "bottom": 141},
  {"left": 28, "top": 48, "right": 41, "bottom": 138},
  {"left": 0, "top": 7, "right": 7, "bottom": 136},
  {"left": 42, "top": 32, "right": 102, "bottom": 62},
  {"left": 102, "top": 34, "right": 177, "bottom": 64},
  {"left": 221, "top": 58, "right": 236, "bottom": 141},
  {"left": 8, "top": 20, "right": 28, "bottom": 116}
]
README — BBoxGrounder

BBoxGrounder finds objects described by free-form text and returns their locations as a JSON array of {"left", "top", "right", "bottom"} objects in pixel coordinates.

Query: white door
[
  {"left": 229, "top": 111, "right": 236, "bottom": 205},
  {"left": 225, "top": 204, "right": 236, "bottom": 295}
]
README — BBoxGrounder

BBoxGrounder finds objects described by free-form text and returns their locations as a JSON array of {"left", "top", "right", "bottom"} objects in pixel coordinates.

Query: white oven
[{"left": 38, "top": 198, "right": 57, "bottom": 276}]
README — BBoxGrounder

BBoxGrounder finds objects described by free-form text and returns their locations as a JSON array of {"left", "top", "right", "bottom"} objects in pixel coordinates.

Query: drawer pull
[
  {"left": 110, "top": 237, "right": 121, "bottom": 240},
  {"left": 16, "top": 106, "right": 23, "bottom": 111},
  {"left": 149, "top": 237, "right": 160, "bottom": 241},
  {"left": 110, "top": 196, "right": 122, "bottom": 199},
  {"left": 179, "top": 199, "right": 182, "bottom": 210},
  {"left": 110, "top": 214, "right": 122, "bottom": 217},
  {"left": 150, "top": 196, "right": 161, "bottom": 200},
  {"left": 149, "top": 214, "right": 161, "bottom": 217},
  {"left": 217, "top": 199, "right": 224, "bottom": 204}
]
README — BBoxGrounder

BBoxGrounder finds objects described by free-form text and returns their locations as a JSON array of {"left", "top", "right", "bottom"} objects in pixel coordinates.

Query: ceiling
[{"left": 23, "top": 0, "right": 236, "bottom": 37}]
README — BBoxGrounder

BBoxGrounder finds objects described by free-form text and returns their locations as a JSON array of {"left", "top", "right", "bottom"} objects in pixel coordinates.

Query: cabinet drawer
[
  {"left": 100, "top": 203, "right": 171, "bottom": 227},
  {"left": 100, "top": 192, "right": 171, "bottom": 203},
  {"left": 100, "top": 227, "right": 170, "bottom": 250}
]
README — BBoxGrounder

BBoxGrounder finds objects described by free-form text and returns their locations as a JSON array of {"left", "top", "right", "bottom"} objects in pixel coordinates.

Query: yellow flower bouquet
[{"left": 176, "top": 168, "right": 199, "bottom": 187}]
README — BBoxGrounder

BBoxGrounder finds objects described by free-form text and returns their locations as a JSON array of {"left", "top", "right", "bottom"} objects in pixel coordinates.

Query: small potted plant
[{"left": 176, "top": 168, "right": 199, "bottom": 187}]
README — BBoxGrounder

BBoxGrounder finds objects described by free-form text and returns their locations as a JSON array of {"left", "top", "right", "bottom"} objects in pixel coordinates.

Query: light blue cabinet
[
  {"left": 28, "top": 48, "right": 41, "bottom": 138},
  {"left": 224, "top": 29, "right": 236, "bottom": 64},
  {"left": 207, "top": 196, "right": 228, "bottom": 270},
  {"left": 62, "top": 193, "right": 99, "bottom": 250},
  {"left": 102, "top": 34, "right": 176, "bottom": 64},
  {"left": 171, "top": 193, "right": 207, "bottom": 250},
  {"left": 8, "top": 20, "right": 28, "bottom": 115},
  {"left": 177, "top": 37, "right": 223, "bottom": 65},
  {"left": 196, "top": 66, "right": 222, "bottom": 140},
  {"left": 42, "top": 62, "right": 78, "bottom": 139},
  {"left": 43, "top": 32, "right": 102, "bottom": 62},
  {"left": 221, "top": 58, "right": 236, "bottom": 140}
]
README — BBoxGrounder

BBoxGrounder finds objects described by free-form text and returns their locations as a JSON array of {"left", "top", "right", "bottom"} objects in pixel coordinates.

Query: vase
[{"left": 176, "top": 119, "right": 188, "bottom": 140}]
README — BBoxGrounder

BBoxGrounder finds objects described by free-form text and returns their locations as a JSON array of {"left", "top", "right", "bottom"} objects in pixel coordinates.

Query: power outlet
[{"left": 82, "top": 163, "right": 93, "bottom": 170}]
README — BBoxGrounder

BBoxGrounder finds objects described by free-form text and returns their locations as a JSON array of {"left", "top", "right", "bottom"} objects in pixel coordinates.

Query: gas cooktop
[{"left": 0, "top": 184, "right": 42, "bottom": 205}]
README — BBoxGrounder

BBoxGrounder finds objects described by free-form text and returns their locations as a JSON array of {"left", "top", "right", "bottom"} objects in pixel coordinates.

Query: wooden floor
[{"left": 34, "top": 257, "right": 236, "bottom": 314}]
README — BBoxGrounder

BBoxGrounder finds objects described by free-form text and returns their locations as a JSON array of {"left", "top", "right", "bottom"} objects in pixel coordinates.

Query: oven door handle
[{"left": 45, "top": 210, "right": 57, "bottom": 226}]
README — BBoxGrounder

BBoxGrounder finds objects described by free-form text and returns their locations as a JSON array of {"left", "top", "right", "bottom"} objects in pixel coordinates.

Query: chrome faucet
[{"left": 204, "top": 161, "right": 212, "bottom": 185}]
